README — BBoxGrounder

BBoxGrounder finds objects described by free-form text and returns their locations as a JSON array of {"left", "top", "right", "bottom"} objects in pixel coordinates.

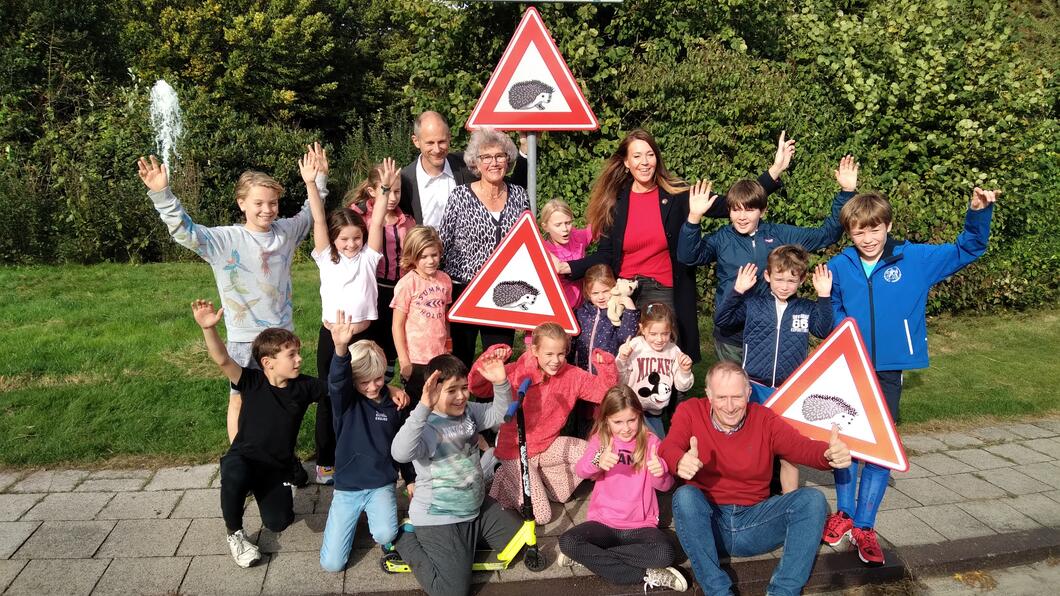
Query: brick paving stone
[
  {"left": 0, "top": 494, "right": 42, "bottom": 521},
  {"left": 984, "top": 442, "right": 1053, "bottom": 464},
  {"left": 74, "top": 478, "right": 148, "bottom": 492},
  {"left": 1029, "top": 420, "right": 1060, "bottom": 435},
  {"left": 88, "top": 468, "right": 153, "bottom": 480},
  {"left": 946, "top": 448, "right": 1013, "bottom": 470},
  {"left": 262, "top": 550, "right": 343, "bottom": 595},
  {"left": 9, "top": 469, "right": 87, "bottom": 493},
  {"left": 890, "top": 462, "right": 934, "bottom": 480},
  {"left": 907, "top": 504, "right": 995, "bottom": 540},
  {"left": 11, "top": 520, "right": 115, "bottom": 558},
  {"left": 909, "top": 453, "right": 976, "bottom": 475},
  {"left": 4, "top": 558, "right": 109, "bottom": 596},
  {"left": 0, "top": 472, "right": 22, "bottom": 493},
  {"left": 978, "top": 467, "right": 1053, "bottom": 495},
  {"left": 497, "top": 536, "right": 575, "bottom": 582},
  {"left": 1020, "top": 462, "right": 1060, "bottom": 489},
  {"left": 316, "top": 485, "right": 334, "bottom": 514},
  {"left": 1022, "top": 437, "right": 1060, "bottom": 460},
  {"left": 0, "top": 559, "right": 27, "bottom": 592},
  {"left": 957, "top": 500, "right": 1041, "bottom": 532},
  {"left": 874, "top": 509, "right": 945, "bottom": 546},
  {"left": 21, "top": 491, "right": 113, "bottom": 520},
  {"left": 144, "top": 464, "right": 218, "bottom": 490},
  {"left": 292, "top": 484, "right": 318, "bottom": 515},
  {"left": 93, "top": 556, "right": 192, "bottom": 596},
  {"left": 540, "top": 503, "right": 575, "bottom": 537},
  {"left": 800, "top": 466, "right": 837, "bottom": 486},
  {"left": 967, "top": 426, "right": 1023, "bottom": 443},
  {"left": 1006, "top": 493, "right": 1060, "bottom": 527},
  {"left": 565, "top": 497, "right": 590, "bottom": 526},
  {"left": 96, "top": 518, "right": 191, "bottom": 557},
  {"left": 1000, "top": 423, "right": 1056, "bottom": 439},
  {"left": 180, "top": 553, "right": 269, "bottom": 595},
  {"left": 892, "top": 478, "right": 964, "bottom": 505},
  {"left": 933, "top": 473, "right": 1008, "bottom": 500},
  {"left": 257, "top": 514, "right": 327, "bottom": 553},
  {"left": 172, "top": 488, "right": 222, "bottom": 518},
  {"left": 1043, "top": 490, "right": 1060, "bottom": 504},
  {"left": 344, "top": 547, "right": 423, "bottom": 593},
  {"left": 900, "top": 435, "right": 947, "bottom": 454},
  {"left": 177, "top": 517, "right": 261, "bottom": 556},
  {"left": 0, "top": 521, "right": 40, "bottom": 558},
  {"left": 877, "top": 487, "right": 922, "bottom": 511},
  {"left": 935, "top": 432, "right": 983, "bottom": 449},
  {"left": 97, "top": 490, "right": 182, "bottom": 519}
]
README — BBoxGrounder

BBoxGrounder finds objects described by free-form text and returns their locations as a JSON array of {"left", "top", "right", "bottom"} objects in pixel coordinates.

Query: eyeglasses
[{"left": 477, "top": 153, "right": 509, "bottom": 164}]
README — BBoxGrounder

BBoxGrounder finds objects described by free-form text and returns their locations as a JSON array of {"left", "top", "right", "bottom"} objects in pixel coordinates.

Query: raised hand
[
  {"left": 733, "top": 263, "right": 759, "bottom": 295},
  {"left": 191, "top": 299, "right": 224, "bottom": 329},
  {"left": 646, "top": 443, "right": 665, "bottom": 478},
  {"left": 137, "top": 155, "right": 169, "bottom": 192},
  {"left": 487, "top": 345, "right": 514, "bottom": 363},
  {"left": 824, "top": 424, "right": 852, "bottom": 469},
  {"left": 478, "top": 354, "right": 508, "bottom": 385},
  {"left": 970, "top": 187, "right": 1000, "bottom": 211},
  {"left": 687, "top": 180, "right": 717, "bottom": 222},
  {"left": 420, "top": 370, "right": 442, "bottom": 409},
  {"left": 618, "top": 336, "right": 635, "bottom": 360},
  {"left": 769, "top": 130, "right": 797, "bottom": 179},
  {"left": 390, "top": 386, "right": 411, "bottom": 410},
  {"left": 835, "top": 155, "right": 858, "bottom": 192},
  {"left": 596, "top": 437, "right": 621, "bottom": 472},
  {"left": 677, "top": 353, "right": 693, "bottom": 373},
  {"left": 676, "top": 436, "right": 704, "bottom": 480},
  {"left": 330, "top": 309, "right": 358, "bottom": 348},
  {"left": 309, "top": 142, "right": 329, "bottom": 176},
  {"left": 812, "top": 264, "right": 832, "bottom": 298},
  {"left": 378, "top": 157, "right": 399, "bottom": 192},
  {"left": 298, "top": 147, "right": 318, "bottom": 185}
]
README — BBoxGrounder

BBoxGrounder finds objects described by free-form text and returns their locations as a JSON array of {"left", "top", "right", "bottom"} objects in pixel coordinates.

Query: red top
[
  {"left": 619, "top": 188, "right": 672, "bottom": 286},
  {"left": 659, "top": 400, "right": 831, "bottom": 506}
]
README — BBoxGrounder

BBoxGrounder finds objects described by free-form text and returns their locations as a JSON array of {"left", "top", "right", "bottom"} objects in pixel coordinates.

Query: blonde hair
[
  {"left": 348, "top": 340, "right": 386, "bottom": 384},
  {"left": 400, "top": 226, "right": 443, "bottom": 271},
  {"left": 235, "top": 171, "right": 284, "bottom": 203},
  {"left": 531, "top": 322, "right": 571, "bottom": 353},
  {"left": 591, "top": 385, "right": 649, "bottom": 471},
  {"left": 840, "top": 192, "right": 893, "bottom": 232},
  {"left": 538, "top": 199, "right": 574, "bottom": 239}
]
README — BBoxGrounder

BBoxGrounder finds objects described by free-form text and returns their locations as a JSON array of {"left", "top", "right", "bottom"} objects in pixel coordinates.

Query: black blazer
[
  {"left": 399, "top": 153, "right": 529, "bottom": 224},
  {"left": 567, "top": 171, "right": 781, "bottom": 362}
]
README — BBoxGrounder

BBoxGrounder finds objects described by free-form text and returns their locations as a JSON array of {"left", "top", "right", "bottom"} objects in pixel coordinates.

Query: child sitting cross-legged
[
  {"left": 190, "top": 299, "right": 325, "bottom": 569},
  {"left": 318, "top": 311, "right": 414, "bottom": 573},
  {"left": 390, "top": 353, "right": 521, "bottom": 596}
]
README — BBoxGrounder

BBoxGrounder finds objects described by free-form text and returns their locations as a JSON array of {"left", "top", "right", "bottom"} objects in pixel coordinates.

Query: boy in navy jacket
[
  {"left": 678, "top": 156, "right": 858, "bottom": 362},
  {"left": 319, "top": 309, "right": 414, "bottom": 573},
  {"left": 821, "top": 187, "right": 998, "bottom": 567}
]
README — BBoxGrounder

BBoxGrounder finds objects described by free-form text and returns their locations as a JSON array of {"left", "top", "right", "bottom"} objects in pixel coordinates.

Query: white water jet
[{"left": 149, "top": 80, "right": 183, "bottom": 173}]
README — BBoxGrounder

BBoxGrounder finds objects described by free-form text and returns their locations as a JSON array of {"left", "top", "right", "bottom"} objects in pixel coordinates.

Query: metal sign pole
[{"left": 527, "top": 132, "right": 538, "bottom": 215}]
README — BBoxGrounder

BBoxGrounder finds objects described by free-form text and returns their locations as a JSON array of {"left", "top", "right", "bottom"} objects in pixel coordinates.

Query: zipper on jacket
[
  {"left": 903, "top": 319, "right": 914, "bottom": 355},
  {"left": 588, "top": 309, "right": 601, "bottom": 373},
  {"left": 867, "top": 275, "right": 877, "bottom": 365},
  {"left": 771, "top": 300, "right": 782, "bottom": 387}
]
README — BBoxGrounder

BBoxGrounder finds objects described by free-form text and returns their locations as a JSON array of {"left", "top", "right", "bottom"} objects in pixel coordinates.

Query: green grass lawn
[{"left": 1, "top": 261, "right": 1058, "bottom": 467}]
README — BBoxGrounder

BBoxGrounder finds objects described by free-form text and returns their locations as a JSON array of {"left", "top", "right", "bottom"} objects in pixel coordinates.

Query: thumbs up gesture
[
  {"left": 596, "top": 437, "right": 621, "bottom": 472},
  {"left": 676, "top": 436, "right": 704, "bottom": 480},
  {"left": 646, "top": 443, "right": 664, "bottom": 478},
  {"left": 824, "top": 424, "right": 851, "bottom": 469}
]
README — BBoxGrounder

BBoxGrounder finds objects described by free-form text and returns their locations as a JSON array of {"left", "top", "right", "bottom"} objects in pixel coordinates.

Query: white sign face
[
  {"left": 778, "top": 356, "right": 877, "bottom": 444},
  {"left": 495, "top": 42, "right": 572, "bottom": 113},
  {"left": 474, "top": 245, "right": 558, "bottom": 316}
]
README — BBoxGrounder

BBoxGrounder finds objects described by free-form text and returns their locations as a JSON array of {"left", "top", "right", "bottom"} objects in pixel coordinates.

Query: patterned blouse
[{"left": 439, "top": 183, "right": 531, "bottom": 284}]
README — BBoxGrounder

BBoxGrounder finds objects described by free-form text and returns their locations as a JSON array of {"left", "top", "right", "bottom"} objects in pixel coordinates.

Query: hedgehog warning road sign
[
  {"left": 466, "top": 7, "right": 598, "bottom": 131},
  {"left": 763, "top": 318, "right": 909, "bottom": 471},
  {"left": 448, "top": 211, "right": 580, "bottom": 334}
]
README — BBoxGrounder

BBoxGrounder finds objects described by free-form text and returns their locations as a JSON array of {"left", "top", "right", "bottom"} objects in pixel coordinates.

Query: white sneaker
[
  {"left": 643, "top": 567, "right": 688, "bottom": 592},
  {"left": 556, "top": 552, "right": 576, "bottom": 567},
  {"left": 226, "top": 529, "right": 261, "bottom": 568}
]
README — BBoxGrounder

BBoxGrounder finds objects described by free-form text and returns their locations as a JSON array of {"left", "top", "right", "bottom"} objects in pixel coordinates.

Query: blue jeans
[
  {"left": 672, "top": 485, "right": 827, "bottom": 596},
  {"left": 319, "top": 484, "right": 398, "bottom": 572},
  {"left": 644, "top": 413, "right": 666, "bottom": 438}
]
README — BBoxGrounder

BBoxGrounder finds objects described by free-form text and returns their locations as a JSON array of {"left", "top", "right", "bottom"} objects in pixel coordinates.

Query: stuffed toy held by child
[{"left": 608, "top": 278, "right": 638, "bottom": 326}]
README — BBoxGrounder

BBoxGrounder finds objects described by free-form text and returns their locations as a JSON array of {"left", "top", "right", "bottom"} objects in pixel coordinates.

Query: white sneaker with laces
[
  {"left": 643, "top": 567, "right": 688, "bottom": 592},
  {"left": 226, "top": 529, "right": 261, "bottom": 568},
  {"left": 556, "top": 552, "right": 575, "bottom": 567}
]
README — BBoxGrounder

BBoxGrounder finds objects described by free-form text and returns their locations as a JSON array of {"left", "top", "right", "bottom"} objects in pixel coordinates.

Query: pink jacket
[
  {"left": 545, "top": 227, "right": 593, "bottom": 308},
  {"left": 576, "top": 432, "right": 673, "bottom": 529},
  {"left": 469, "top": 344, "right": 618, "bottom": 460},
  {"left": 351, "top": 200, "right": 416, "bottom": 284}
]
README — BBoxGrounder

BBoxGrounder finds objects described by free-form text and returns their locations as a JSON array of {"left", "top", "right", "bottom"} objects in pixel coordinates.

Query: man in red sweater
[{"left": 659, "top": 361, "right": 851, "bottom": 596}]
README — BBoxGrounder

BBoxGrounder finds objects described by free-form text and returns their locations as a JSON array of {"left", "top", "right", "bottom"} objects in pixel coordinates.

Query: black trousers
[
  {"left": 219, "top": 453, "right": 294, "bottom": 533},
  {"left": 558, "top": 521, "right": 675, "bottom": 585},
  {"left": 366, "top": 284, "right": 398, "bottom": 380},
  {"left": 449, "top": 282, "right": 514, "bottom": 369}
]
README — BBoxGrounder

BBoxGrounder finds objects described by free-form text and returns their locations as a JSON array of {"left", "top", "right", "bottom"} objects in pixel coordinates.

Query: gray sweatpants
[{"left": 396, "top": 497, "right": 522, "bottom": 596}]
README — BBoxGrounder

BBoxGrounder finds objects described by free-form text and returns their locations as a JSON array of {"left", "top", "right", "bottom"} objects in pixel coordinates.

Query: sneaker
[
  {"left": 226, "top": 529, "right": 261, "bottom": 568},
  {"left": 643, "top": 567, "right": 688, "bottom": 592},
  {"left": 822, "top": 511, "right": 853, "bottom": 546},
  {"left": 851, "top": 527, "right": 885, "bottom": 566},
  {"left": 315, "top": 465, "right": 334, "bottom": 485},
  {"left": 557, "top": 552, "right": 582, "bottom": 568}
]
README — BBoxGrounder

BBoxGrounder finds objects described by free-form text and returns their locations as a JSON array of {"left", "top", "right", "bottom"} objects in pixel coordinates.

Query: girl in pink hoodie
[
  {"left": 556, "top": 386, "right": 686, "bottom": 592},
  {"left": 539, "top": 199, "right": 593, "bottom": 308},
  {"left": 469, "top": 322, "right": 618, "bottom": 524}
]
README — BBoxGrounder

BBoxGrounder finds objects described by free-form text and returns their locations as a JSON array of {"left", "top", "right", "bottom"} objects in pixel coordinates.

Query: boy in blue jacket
[
  {"left": 319, "top": 309, "right": 414, "bottom": 573},
  {"left": 678, "top": 156, "right": 858, "bottom": 362},
  {"left": 822, "top": 187, "right": 998, "bottom": 567}
]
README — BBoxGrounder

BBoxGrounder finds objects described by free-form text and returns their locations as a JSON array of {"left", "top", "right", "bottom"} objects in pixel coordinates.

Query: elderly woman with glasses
[{"left": 439, "top": 127, "right": 531, "bottom": 367}]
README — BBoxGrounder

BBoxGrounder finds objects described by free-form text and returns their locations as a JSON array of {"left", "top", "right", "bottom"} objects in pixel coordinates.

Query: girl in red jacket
[{"left": 469, "top": 322, "right": 619, "bottom": 524}]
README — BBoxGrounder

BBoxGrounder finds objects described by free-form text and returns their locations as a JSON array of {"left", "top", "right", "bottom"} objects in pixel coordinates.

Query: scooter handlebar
[{"left": 503, "top": 378, "right": 532, "bottom": 423}]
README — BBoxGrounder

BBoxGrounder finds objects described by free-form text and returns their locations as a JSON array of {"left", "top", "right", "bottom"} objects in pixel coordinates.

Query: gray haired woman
[{"left": 439, "top": 127, "right": 531, "bottom": 367}]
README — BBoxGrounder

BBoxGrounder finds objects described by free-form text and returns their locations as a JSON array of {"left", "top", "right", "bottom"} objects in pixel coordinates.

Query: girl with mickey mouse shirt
[{"left": 615, "top": 302, "right": 693, "bottom": 438}]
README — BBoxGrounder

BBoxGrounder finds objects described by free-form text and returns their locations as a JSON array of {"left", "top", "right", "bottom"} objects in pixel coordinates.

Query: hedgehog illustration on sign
[
  {"left": 508, "top": 80, "right": 554, "bottom": 110},
  {"left": 801, "top": 394, "right": 858, "bottom": 428},
  {"left": 492, "top": 280, "right": 540, "bottom": 310}
]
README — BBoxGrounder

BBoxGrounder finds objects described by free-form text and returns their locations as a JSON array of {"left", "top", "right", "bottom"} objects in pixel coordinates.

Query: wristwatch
[{"left": 381, "top": 185, "right": 391, "bottom": 194}]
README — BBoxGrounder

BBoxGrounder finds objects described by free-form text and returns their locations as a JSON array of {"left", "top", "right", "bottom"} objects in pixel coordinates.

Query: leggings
[
  {"left": 559, "top": 521, "right": 675, "bottom": 585},
  {"left": 489, "top": 436, "right": 586, "bottom": 524}
]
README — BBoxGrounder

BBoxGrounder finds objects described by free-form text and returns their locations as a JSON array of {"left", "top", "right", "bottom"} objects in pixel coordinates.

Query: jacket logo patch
[
  {"left": 883, "top": 266, "right": 902, "bottom": 283},
  {"left": 791, "top": 314, "right": 809, "bottom": 333},
  {"left": 375, "top": 412, "right": 389, "bottom": 422},
  {"left": 764, "top": 237, "right": 776, "bottom": 244}
]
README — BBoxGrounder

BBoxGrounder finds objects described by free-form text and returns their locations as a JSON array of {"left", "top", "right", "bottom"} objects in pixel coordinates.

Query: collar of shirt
[
  {"left": 709, "top": 407, "right": 746, "bottom": 435},
  {"left": 417, "top": 156, "right": 454, "bottom": 186}
]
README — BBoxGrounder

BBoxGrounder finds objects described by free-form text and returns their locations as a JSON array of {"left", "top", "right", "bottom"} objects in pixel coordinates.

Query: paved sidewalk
[{"left": 1, "top": 419, "right": 1059, "bottom": 595}]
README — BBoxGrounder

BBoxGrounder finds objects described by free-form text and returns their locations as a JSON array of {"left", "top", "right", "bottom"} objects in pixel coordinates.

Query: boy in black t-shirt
[{"left": 191, "top": 299, "right": 327, "bottom": 568}]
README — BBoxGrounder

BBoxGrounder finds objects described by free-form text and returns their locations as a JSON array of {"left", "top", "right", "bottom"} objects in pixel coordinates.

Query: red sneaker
[
  {"left": 822, "top": 511, "right": 853, "bottom": 546},
  {"left": 851, "top": 527, "right": 885, "bottom": 566}
]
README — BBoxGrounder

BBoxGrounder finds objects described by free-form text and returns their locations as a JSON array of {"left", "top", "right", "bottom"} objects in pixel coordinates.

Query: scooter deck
[{"left": 382, "top": 520, "right": 537, "bottom": 573}]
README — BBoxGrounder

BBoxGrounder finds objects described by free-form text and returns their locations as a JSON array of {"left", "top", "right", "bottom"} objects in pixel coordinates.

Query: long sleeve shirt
[
  {"left": 576, "top": 432, "right": 673, "bottom": 530},
  {"left": 615, "top": 338, "right": 694, "bottom": 414}
]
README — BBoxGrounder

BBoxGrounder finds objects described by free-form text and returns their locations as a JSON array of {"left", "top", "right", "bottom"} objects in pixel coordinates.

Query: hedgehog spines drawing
[
  {"left": 801, "top": 393, "right": 858, "bottom": 428},
  {"left": 492, "top": 280, "right": 540, "bottom": 310},
  {"left": 508, "top": 80, "right": 554, "bottom": 110}
]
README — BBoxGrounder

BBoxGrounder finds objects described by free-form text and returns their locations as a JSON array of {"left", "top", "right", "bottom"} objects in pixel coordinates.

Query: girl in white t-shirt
[{"left": 304, "top": 153, "right": 393, "bottom": 485}]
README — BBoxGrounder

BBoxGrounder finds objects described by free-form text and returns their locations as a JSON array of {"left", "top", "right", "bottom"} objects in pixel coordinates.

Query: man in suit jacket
[{"left": 400, "top": 111, "right": 528, "bottom": 228}]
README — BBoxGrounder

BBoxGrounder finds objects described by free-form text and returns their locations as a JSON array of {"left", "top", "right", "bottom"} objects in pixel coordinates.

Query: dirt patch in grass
[
  {"left": 899, "top": 412, "right": 1060, "bottom": 435},
  {"left": 0, "top": 371, "right": 109, "bottom": 391}
]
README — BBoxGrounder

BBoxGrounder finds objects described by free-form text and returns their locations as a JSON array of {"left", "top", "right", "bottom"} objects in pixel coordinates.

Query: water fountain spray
[{"left": 149, "top": 80, "right": 183, "bottom": 173}]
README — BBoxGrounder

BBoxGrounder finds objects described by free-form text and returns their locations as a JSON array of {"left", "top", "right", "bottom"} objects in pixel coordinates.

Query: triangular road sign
[
  {"left": 448, "top": 211, "right": 580, "bottom": 334},
  {"left": 466, "top": 7, "right": 598, "bottom": 131},
  {"left": 763, "top": 318, "right": 908, "bottom": 471}
]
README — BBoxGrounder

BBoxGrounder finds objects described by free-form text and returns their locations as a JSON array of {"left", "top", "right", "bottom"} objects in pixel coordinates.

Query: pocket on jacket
[{"left": 903, "top": 319, "right": 914, "bottom": 355}]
